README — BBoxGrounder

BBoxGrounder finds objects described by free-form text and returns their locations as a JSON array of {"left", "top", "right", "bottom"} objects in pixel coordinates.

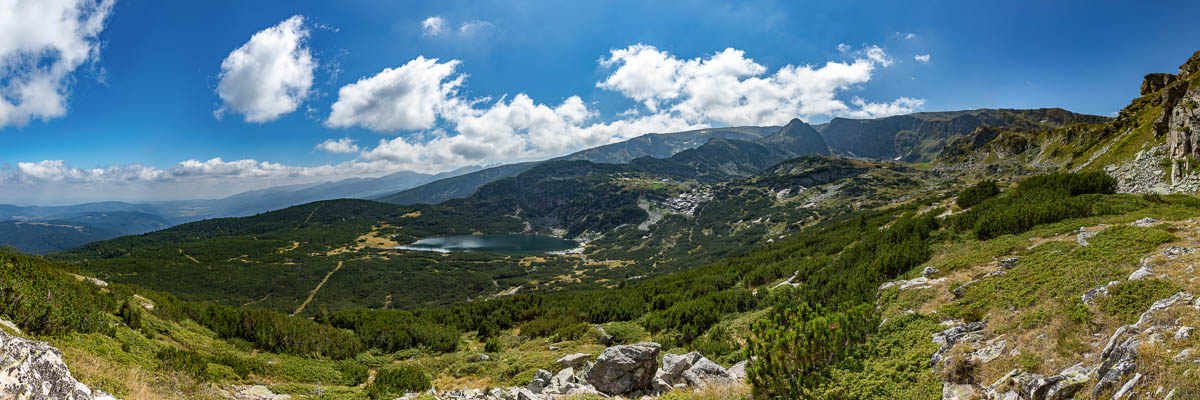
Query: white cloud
[
  {"left": 914, "top": 54, "right": 930, "bottom": 63},
  {"left": 5, "top": 157, "right": 406, "bottom": 185},
  {"left": 315, "top": 137, "right": 359, "bottom": 154},
  {"left": 0, "top": 0, "right": 115, "bottom": 128},
  {"left": 458, "top": 20, "right": 493, "bottom": 35},
  {"left": 330, "top": 43, "right": 920, "bottom": 173},
  {"left": 905, "top": 33, "right": 916, "bottom": 40},
  {"left": 325, "top": 56, "right": 466, "bottom": 132},
  {"left": 843, "top": 97, "right": 925, "bottom": 119},
  {"left": 597, "top": 43, "right": 902, "bottom": 125},
  {"left": 836, "top": 43, "right": 851, "bottom": 53},
  {"left": 215, "top": 15, "right": 315, "bottom": 123},
  {"left": 421, "top": 16, "right": 446, "bottom": 36}
]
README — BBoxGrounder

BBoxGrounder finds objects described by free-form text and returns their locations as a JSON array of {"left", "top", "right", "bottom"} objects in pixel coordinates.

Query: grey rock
[
  {"left": 1142, "top": 73, "right": 1177, "bottom": 96},
  {"left": 727, "top": 360, "right": 748, "bottom": 382},
  {"left": 0, "top": 329, "right": 119, "bottom": 400},
  {"left": 998, "top": 257, "right": 1020, "bottom": 269},
  {"left": 1129, "top": 264, "right": 1155, "bottom": 281},
  {"left": 651, "top": 377, "right": 673, "bottom": 394},
  {"left": 1077, "top": 229, "right": 1097, "bottom": 246},
  {"left": 1176, "top": 326, "right": 1194, "bottom": 340},
  {"left": 527, "top": 369, "right": 552, "bottom": 393},
  {"left": 1131, "top": 217, "right": 1161, "bottom": 228},
  {"left": 680, "top": 356, "right": 731, "bottom": 387},
  {"left": 556, "top": 353, "right": 592, "bottom": 369},
  {"left": 595, "top": 326, "right": 613, "bottom": 346},
  {"left": 930, "top": 321, "right": 986, "bottom": 371},
  {"left": 585, "top": 342, "right": 661, "bottom": 395},
  {"left": 1082, "top": 285, "right": 1110, "bottom": 306},
  {"left": 1113, "top": 373, "right": 1142, "bottom": 399},
  {"left": 942, "top": 382, "right": 976, "bottom": 400},
  {"left": 1175, "top": 348, "right": 1195, "bottom": 362},
  {"left": 922, "top": 266, "right": 940, "bottom": 278},
  {"left": 656, "top": 352, "right": 694, "bottom": 384}
]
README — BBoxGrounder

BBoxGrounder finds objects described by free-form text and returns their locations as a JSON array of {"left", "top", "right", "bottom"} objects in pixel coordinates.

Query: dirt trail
[
  {"left": 297, "top": 204, "right": 322, "bottom": 229},
  {"left": 291, "top": 260, "right": 343, "bottom": 316},
  {"left": 177, "top": 249, "right": 200, "bottom": 264}
]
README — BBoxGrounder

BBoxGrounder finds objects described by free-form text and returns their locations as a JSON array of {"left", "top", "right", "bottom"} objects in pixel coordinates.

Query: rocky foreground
[
  {"left": 397, "top": 342, "right": 747, "bottom": 400},
  {"left": 0, "top": 327, "right": 117, "bottom": 400}
]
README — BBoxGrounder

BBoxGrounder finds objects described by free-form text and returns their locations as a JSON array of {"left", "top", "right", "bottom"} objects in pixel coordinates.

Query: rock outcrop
[
  {"left": 585, "top": 342, "right": 661, "bottom": 395},
  {"left": 0, "top": 329, "right": 118, "bottom": 400},
  {"left": 402, "top": 342, "right": 746, "bottom": 399}
]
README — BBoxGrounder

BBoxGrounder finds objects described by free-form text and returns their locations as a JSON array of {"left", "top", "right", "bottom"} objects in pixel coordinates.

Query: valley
[{"left": 1, "top": 12, "right": 1199, "bottom": 398}]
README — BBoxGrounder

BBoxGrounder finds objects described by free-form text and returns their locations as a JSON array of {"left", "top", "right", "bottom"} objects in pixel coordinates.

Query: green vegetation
[
  {"left": 1095, "top": 279, "right": 1184, "bottom": 324},
  {"left": 955, "top": 180, "right": 1000, "bottom": 209},
  {"left": 950, "top": 172, "right": 1118, "bottom": 239},
  {"left": 367, "top": 365, "right": 432, "bottom": 399}
]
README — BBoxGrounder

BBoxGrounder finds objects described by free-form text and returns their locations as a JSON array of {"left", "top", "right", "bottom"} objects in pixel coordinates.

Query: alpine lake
[{"left": 395, "top": 234, "right": 579, "bottom": 254}]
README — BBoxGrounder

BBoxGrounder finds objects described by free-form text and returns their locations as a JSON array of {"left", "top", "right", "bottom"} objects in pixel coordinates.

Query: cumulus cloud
[
  {"left": 836, "top": 43, "right": 851, "bottom": 53},
  {"left": 329, "top": 43, "right": 920, "bottom": 173},
  {"left": 315, "top": 137, "right": 359, "bottom": 153},
  {"left": 0, "top": 0, "right": 115, "bottom": 128},
  {"left": 4, "top": 158, "right": 406, "bottom": 185},
  {"left": 914, "top": 54, "right": 930, "bottom": 63},
  {"left": 325, "top": 56, "right": 466, "bottom": 131},
  {"left": 421, "top": 16, "right": 446, "bottom": 36},
  {"left": 597, "top": 43, "right": 899, "bottom": 125},
  {"left": 215, "top": 15, "right": 315, "bottom": 123},
  {"left": 904, "top": 33, "right": 916, "bottom": 40},
  {"left": 843, "top": 97, "right": 925, "bottom": 119}
]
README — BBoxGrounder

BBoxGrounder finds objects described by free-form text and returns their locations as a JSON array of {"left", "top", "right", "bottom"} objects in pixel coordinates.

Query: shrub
[
  {"left": 484, "top": 337, "right": 502, "bottom": 353},
  {"left": 367, "top": 365, "right": 431, "bottom": 399},
  {"left": 601, "top": 321, "right": 647, "bottom": 345},
  {"left": 1015, "top": 171, "right": 1116, "bottom": 196},
  {"left": 956, "top": 180, "right": 1000, "bottom": 209},
  {"left": 1096, "top": 279, "right": 1183, "bottom": 324},
  {"left": 747, "top": 302, "right": 876, "bottom": 398},
  {"left": 204, "top": 363, "right": 239, "bottom": 382},
  {"left": 335, "top": 359, "right": 370, "bottom": 386},
  {"left": 521, "top": 315, "right": 580, "bottom": 338}
]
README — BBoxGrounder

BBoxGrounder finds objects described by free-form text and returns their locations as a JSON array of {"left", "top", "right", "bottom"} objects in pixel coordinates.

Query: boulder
[
  {"left": 527, "top": 369, "right": 552, "bottom": 393},
  {"left": 922, "top": 266, "right": 940, "bottom": 278},
  {"left": 1128, "top": 265, "right": 1154, "bottom": 281},
  {"left": 680, "top": 356, "right": 731, "bottom": 386},
  {"left": 585, "top": 342, "right": 661, "bottom": 395},
  {"left": 727, "top": 360, "right": 748, "bottom": 382},
  {"left": 998, "top": 257, "right": 1020, "bottom": 269},
  {"left": 555, "top": 353, "right": 592, "bottom": 369},
  {"left": 595, "top": 326, "right": 614, "bottom": 346},
  {"left": 1082, "top": 284, "right": 1110, "bottom": 305},
  {"left": 0, "top": 330, "right": 119, "bottom": 400},
  {"left": 1176, "top": 326, "right": 1194, "bottom": 340},
  {"left": 1077, "top": 228, "right": 1097, "bottom": 246},
  {"left": 930, "top": 321, "right": 986, "bottom": 371},
  {"left": 656, "top": 352, "right": 694, "bottom": 384},
  {"left": 232, "top": 385, "right": 291, "bottom": 400},
  {"left": 942, "top": 382, "right": 976, "bottom": 400},
  {"left": 1130, "top": 217, "right": 1160, "bottom": 227}
]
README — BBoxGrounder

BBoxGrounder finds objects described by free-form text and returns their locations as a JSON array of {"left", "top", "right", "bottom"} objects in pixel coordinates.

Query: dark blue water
[{"left": 396, "top": 234, "right": 579, "bottom": 254}]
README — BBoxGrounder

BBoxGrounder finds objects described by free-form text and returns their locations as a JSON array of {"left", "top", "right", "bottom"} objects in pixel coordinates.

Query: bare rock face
[
  {"left": 0, "top": 330, "right": 118, "bottom": 400},
  {"left": 1180, "top": 50, "right": 1200, "bottom": 77},
  {"left": 585, "top": 342, "right": 661, "bottom": 395},
  {"left": 1143, "top": 73, "right": 1178, "bottom": 96}
]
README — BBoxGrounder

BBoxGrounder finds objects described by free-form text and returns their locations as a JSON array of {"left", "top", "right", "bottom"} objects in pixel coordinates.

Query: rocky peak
[
  {"left": 1179, "top": 50, "right": 1200, "bottom": 77},
  {"left": 1140, "top": 73, "right": 1177, "bottom": 96}
]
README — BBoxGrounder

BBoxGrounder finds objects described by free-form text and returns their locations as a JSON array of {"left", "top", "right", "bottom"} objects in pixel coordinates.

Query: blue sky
[{"left": 1, "top": 0, "right": 1199, "bottom": 204}]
